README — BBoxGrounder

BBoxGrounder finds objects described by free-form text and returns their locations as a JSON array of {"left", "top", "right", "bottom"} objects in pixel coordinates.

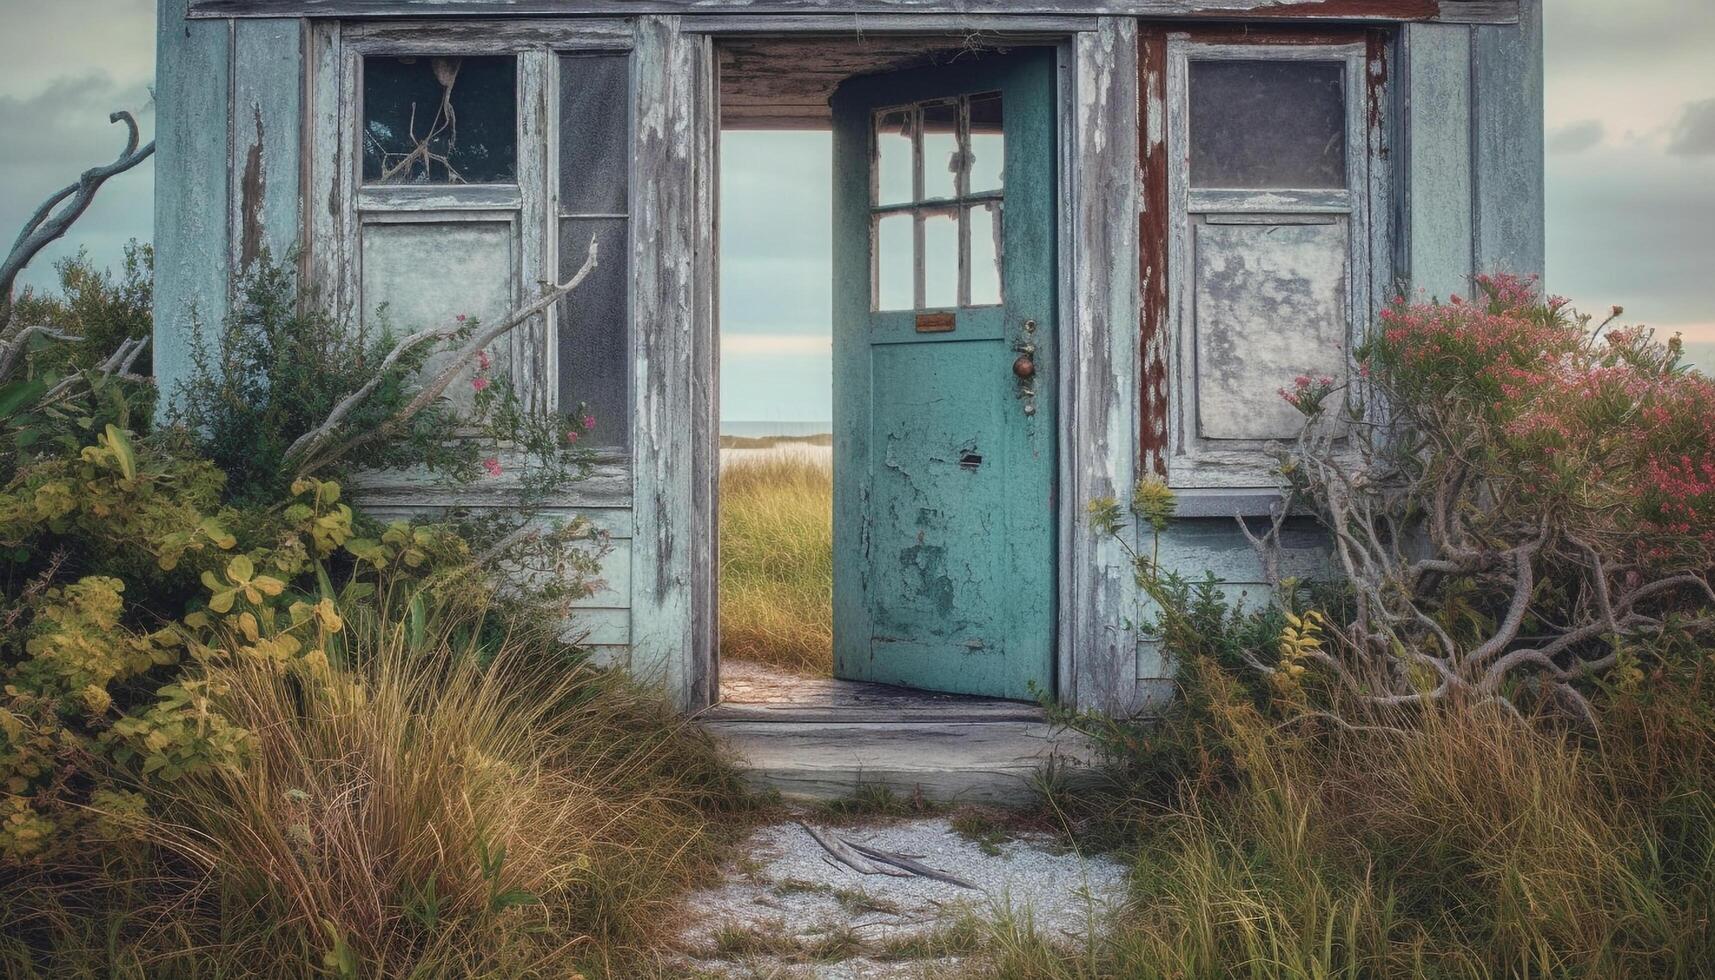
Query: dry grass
[
  {"left": 719, "top": 453, "right": 833, "bottom": 675},
  {"left": 968, "top": 670, "right": 1715, "bottom": 979},
  {"left": 1, "top": 619, "right": 751, "bottom": 978}
]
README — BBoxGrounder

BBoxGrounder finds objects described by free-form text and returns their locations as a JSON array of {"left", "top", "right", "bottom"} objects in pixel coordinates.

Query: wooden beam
[
  {"left": 1137, "top": 26, "right": 1168, "bottom": 479},
  {"left": 185, "top": 1, "right": 1520, "bottom": 27}
]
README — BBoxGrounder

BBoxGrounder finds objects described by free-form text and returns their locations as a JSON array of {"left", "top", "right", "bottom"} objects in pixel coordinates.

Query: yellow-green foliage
[
  {"left": 719, "top": 453, "right": 833, "bottom": 675},
  {"left": 1, "top": 427, "right": 748, "bottom": 975}
]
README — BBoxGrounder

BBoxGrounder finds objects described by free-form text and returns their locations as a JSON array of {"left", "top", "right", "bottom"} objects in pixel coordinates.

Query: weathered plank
[
  {"left": 628, "top": 15, "right": 705, "bottom": 710},
  {"left": 153, "top": 0, "right": 232, "bottom": 420},
  {"left": 187, "top": 0, "right": 1520, "bottom": 26},
  {"left": 703, "top": 719, "right": 1097, "bottom": 804},
  {"left": 1402, "top": 22, "right": 1473, "bottom": 297},
  {"left": 303, "top": 19, "right": 343, "bottom": 304},
  {"left": 689, "top": 30, "right": 721, "bottom": 709},
  {"left": 1060, "top": 19, "right": 1141, "bottom": 715},
  {"left": 1138, "top": 26, "right": 1170, "bottom": 479},
  {"left": 1471, "top": 0, "right": 1543, "bottom": 276},
  {"left": 230, "top": 19, "right": 303, "bottom": 278}
]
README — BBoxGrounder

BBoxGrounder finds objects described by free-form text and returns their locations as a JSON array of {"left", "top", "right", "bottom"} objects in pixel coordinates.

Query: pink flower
[
  {"left": 471, "top": 376, "right": 490, "bottom": 392},
  {"left": 457, "top": 314, "right": 468, "bottom": 323},
  {"left": 476, "top": 350, "right": 491, "bottom": 371},
  {"left": 581, "top": 414, "right": 596, "bottom": 430},
  {"left": 482, "top": 457, "right": 502, "bottom": 477},
  {"left": 565, "top": 430, "right": 580, "bottom": 444}
]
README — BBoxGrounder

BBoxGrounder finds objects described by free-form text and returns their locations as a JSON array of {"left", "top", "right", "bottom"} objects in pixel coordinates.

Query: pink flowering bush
[{"left": 1254, "top": 274, "right": 1715, "bottom": 725}]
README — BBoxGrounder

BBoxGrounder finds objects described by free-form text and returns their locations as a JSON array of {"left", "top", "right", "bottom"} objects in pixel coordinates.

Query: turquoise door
[{"left": 831, "top": 50, "right": 1057, "bottom": 700}]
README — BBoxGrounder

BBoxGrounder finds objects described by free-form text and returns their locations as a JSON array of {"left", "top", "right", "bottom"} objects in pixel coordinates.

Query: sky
[{"left": 1, "top": 0, "right": 1710, "bottom": 422}]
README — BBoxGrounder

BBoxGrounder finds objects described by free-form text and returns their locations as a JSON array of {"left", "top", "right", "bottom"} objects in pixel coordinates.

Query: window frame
[
  {"left": 320, "top": 21, "right": 637, "bottom": 458},
  {"left": 867, "top": 93, "right": 1007, "bottom": 313},
  {"left": 1163, "top": 36, "right": 1379, "bottom": 492}
]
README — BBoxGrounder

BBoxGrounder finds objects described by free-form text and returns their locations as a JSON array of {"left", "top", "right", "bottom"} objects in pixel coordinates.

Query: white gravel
[{"left": 677, "top": 817, "right": 1129, "bottom": 978}]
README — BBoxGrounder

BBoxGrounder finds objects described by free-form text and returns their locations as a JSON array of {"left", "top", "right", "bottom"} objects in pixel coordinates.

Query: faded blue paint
[
  {"left": 153, "top": 0, "right": 233, "bottom": 422},
  {"left": 831, "top": 50, "right": 1057, "bottom": 701}
]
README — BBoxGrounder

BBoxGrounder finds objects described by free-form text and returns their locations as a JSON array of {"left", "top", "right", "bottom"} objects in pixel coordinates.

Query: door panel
[{"left": 831, "top": 49, "right": 1057, "bottom": 700}]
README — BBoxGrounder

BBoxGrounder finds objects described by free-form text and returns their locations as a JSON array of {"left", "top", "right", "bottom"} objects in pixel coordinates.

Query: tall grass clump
[{"left": 719, "top": 453, "right": 833, "bottom": 675}]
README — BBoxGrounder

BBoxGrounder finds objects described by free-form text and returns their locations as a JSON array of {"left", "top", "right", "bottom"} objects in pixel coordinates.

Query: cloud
[
  {"left": 1548, "top": 119, "right": 1605, "bottom": 155},
  {"left": 1667, "top": 98, "right": 1715, "bottom": 156}
]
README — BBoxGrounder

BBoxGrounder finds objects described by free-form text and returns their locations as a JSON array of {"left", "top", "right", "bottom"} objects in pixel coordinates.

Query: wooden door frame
[{"left": 682, "top": 17, "right": 1144, "bottom": 714}]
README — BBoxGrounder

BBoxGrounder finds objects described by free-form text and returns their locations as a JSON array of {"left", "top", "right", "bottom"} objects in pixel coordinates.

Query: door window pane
[
  {"left": 921, "top": 100, "right": 960, "bottom": 201},
  {"left": 923, "top": 212, "right": 958, "bottom": 309},
  {"left": 558, "top": 218, "right": 629, "bottom": 449},
  {"left": 968, "top": 203, "right": 1003, "bottom": 306},
  {"left": 876, "top": 213, "right": 915, "bottom": 311},
  {"left": 1188, "top": 60, "right": 1346, "bottom": 189},
  {"left": 363, "top": 55, "right": 517, "bottom": 184},
  {"left": 559, "top": 53, "right": 630, "bottom": 215},
  {"left": 968, "top": 92, "right": 1004, "bottom": 194},
  {"left": 875, "top": 108, "right": 914, "bottom": 206}
]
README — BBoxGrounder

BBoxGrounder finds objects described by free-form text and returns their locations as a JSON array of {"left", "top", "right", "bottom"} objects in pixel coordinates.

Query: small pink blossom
[
  {"left": 456, "top": 314, "right": 468, "bottom": 323},
  {"left": 476, "top": 349, "right": 491, "bottom": 371},
  {"left": 581, "top": 414, "right": 596, "bottom": 430},
  {"left": 471, "top": 376, "right": 490, "bottom": 392},
  {"left": 565, "top": 430, "right": 580, "bottom": 444},
  {"left": 482, "top": 457, "right": 502, "bottom": 477}
]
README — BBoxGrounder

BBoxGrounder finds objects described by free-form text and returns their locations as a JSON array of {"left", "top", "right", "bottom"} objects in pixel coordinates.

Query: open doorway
[{"left": 714, "top": 36, "right": 1060, "bottom": 712}]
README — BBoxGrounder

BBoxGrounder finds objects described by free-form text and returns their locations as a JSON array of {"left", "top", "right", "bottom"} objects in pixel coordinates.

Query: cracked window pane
[
  {"left": 363, "top": 55, "right": 518, "bottom": 184},
  {"left": 1189, "top": 60, "right": 1346, "bottom": 189}
]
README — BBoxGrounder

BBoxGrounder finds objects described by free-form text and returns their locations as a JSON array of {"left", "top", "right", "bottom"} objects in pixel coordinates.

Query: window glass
[
  {"left": 558, "top": 218, "right": 628, "bottom": 449},
  {"left": 875, "top": 108, "right": 914, "bottom": 206},
  {"left": 559, "top": 53, "right": 630, "bottom": 215},
  {"left": 923, "top": 212, "right": 958, "bottom": 309},
  {"left": 921, "top": 100, "right": 960, "bottom": 200},
  {"left": 876, "top": 213, "right": 915, "bottom": 311},
  {"left": 363, "top": 55, "right": 517, "bottom": 184},
  {"left": 968, "top": 203, "right": 1003, "bottom": 306},
  {"left": 1188, "top": 60, "right": 1346, "bottom": 189},
  {"left": 968, "top": 92, "right": 1004, "bottom": 194}
]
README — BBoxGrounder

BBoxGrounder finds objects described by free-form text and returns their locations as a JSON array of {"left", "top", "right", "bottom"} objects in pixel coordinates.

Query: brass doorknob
[{"left": 1012, "top": 353, "right": 1036, "bottom": 379}]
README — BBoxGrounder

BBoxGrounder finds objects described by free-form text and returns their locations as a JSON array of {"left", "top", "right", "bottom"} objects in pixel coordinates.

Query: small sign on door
[{"left": 915, "top": 312, "right": 956, "bottom": 333}]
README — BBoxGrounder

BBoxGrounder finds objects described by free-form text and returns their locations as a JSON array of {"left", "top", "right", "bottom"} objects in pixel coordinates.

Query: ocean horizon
[{"left": 720, "top": 420, "right": 833, "bottom": 438}]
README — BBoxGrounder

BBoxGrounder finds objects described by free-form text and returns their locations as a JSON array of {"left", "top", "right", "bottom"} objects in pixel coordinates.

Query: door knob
[{"left": 1012, "top": 353, "right": 1036, "bottom": 379}]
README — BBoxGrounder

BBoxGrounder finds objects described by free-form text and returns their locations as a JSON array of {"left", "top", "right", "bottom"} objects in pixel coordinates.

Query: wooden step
[{"left": 701, "top": 717, "right": 1095, "bottom": 804}]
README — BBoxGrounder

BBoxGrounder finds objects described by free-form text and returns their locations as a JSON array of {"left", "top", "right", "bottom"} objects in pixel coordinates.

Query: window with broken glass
[
  {"left": 872, "top": 92, "right": 1005, "bottom": 312},
  {"left": 362, "top": 55, "right": 518, "bottom": 184}
]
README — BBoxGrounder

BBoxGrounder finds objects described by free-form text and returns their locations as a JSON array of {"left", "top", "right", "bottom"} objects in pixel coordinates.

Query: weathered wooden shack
[{"left": 153, "top": 0, "right": 1542, "bottom": 788}]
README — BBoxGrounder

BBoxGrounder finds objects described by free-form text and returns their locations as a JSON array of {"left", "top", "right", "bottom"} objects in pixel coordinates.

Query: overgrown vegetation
[
  {"left": 719, "top": 452, "right": 834, "bottom": 675},
  {"left": 1009, "top": 278, "right": 1715, "bottom": 978},
  {"left": 2, "top": 222, "right": 749, "bottom": 973}
]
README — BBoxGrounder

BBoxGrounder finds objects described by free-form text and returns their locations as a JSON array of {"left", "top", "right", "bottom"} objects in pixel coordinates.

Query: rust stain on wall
[
  {"left": 239, "top": 105, "right": 266, "bottom": 270},
  {"left": 1138, "top": 27, "right": 1170, "bottom": 478}
]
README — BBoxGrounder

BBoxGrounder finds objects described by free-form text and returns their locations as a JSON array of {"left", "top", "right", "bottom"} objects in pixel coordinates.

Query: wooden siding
[
  {"left": 1060, "top": 20, "right": 1142, "bottom": 715},
  {"left": 1403, "top": 0, "right": 1544, "bottom": 293},
  {"left": 189, "top": 0, "right": 1520, "bottom": 26},
  {"left": 153, "top": 0, "right": 234, "bottom": 411},
  {"left": 627, "top": 16, "right": 712, "bottom": 709}
]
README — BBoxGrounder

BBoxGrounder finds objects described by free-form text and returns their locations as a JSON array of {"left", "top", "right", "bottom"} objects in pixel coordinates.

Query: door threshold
[
  {"left": 707, "top": 658, "right": 1045, "bottom": 723},
  {"left": 702, "top": 660, "right": 1084, "bottom": 804}
]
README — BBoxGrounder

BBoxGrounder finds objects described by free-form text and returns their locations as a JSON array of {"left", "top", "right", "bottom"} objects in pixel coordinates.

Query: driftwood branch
[
  {"left": 1, "top": 111, "right": 155, "bottom": 338},
  {"left": 283, "top": 235, "right": 598, "bottom": 478}
]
